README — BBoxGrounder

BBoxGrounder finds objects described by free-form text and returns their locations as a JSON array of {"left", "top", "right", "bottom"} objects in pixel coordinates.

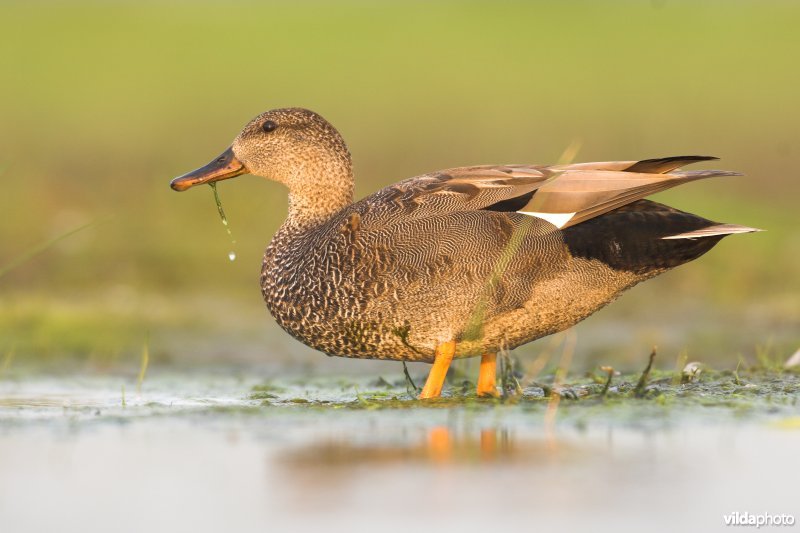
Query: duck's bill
[{"left": 170, "top": 146, "right": 248, "bottom": 191}]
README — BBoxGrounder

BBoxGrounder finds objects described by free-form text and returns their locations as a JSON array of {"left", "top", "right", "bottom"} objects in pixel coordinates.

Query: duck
[{"left": 171, "top": 107, "right": 759, "bottom": 399}]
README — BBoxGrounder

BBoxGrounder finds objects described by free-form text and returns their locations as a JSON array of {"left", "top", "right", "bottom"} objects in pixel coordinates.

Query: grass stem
[
  {"left": 0, "top": 221, "right": 95, "bottom": 279},
  {"left": 136, "top": 339, "right": 150, "bottom": 395},
  {"left": 634, "top": 347, "right": 657, "bottom": 398}
]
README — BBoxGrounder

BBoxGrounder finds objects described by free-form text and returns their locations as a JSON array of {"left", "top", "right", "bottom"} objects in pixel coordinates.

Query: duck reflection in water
[{"left": 280, "top": 426, "right": 575, "bottom": 468}]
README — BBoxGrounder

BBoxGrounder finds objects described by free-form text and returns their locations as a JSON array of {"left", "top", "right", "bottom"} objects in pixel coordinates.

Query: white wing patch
[{"left": 518, "top": 211, "right": 575, "bottom": 229}]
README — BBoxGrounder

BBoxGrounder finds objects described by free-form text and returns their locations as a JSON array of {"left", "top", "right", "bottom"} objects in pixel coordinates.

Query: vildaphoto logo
[{"left": 724, "top": 512, "right": 796, "bottom": 528}]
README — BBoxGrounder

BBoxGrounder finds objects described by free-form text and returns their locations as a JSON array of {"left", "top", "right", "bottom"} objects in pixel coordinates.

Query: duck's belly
[{"left": 266, "top": 257, "right": 645, "bottom": 363}]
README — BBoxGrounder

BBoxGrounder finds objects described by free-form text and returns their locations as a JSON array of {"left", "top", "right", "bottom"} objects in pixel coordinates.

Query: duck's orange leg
[
  {"left": 419, "top": 341, "right": 456, "bottom": 399},
  {"left": 477, "top": 352, "right": 500, "bottom": 398}
]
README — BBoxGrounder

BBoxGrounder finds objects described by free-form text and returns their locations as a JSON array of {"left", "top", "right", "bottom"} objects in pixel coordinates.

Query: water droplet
[{"left": 228, "top": 251, "right": 236, "bottom": 261}]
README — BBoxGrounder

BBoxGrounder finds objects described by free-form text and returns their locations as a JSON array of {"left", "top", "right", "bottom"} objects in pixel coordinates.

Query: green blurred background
[{"left": 1, "top": 0, "right": 797, "bottom": 372}]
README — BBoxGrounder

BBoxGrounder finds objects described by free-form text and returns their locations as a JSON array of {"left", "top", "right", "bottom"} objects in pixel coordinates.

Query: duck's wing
[
  {"left": 516, "top": 166, "right": 741, "bottom": 229},
  {"left": 551, "top": 155, "right": 719, "bottom": 174},
  {"left": 356, "top": 164, "right": 547, "bottom": 227},
  {"left": 360, "top": 155, "right": 738, "bottom": 230}
]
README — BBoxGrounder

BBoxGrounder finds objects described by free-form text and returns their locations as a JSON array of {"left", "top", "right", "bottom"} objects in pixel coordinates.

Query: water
[
  {"left": 0, "top": 370, "right": 798, "bottom": 533},
  {"left": 209, "top": 182, "right": 236, "bottom": 261}
]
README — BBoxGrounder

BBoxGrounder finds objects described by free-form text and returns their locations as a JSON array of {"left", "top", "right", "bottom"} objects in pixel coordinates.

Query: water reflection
[
  {"left": 280, "top": 426, "right": 576, "bottom": 468},
  {"left": 274, "top": 424, "right": 608, "bottom": 519}
]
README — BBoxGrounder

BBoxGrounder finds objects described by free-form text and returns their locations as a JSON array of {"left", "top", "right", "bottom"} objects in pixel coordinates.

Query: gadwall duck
[{"left": 171, "top": 108, "right": 758, "bottom": 399}]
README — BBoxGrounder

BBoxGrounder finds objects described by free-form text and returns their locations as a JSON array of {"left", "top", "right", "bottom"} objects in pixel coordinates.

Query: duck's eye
[{"left": 262, "top": 120, "right": 278, "bottom": 133}]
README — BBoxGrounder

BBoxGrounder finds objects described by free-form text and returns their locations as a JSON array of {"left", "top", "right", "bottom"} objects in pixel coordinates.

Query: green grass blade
[{"left": 0, "top": 220, "right": 95, "bottom": 279}]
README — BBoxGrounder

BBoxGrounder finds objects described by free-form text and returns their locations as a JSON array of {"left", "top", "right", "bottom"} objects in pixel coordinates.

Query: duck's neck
[
  {"left": 282, "top": 160, "right": 354, "bottom": 234},
  {"left": 286, "top": 186, "right": 353, "bottom": 231}
]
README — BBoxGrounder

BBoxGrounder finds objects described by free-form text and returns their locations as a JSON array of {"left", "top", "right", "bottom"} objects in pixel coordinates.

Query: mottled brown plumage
[{"left": 171, "top": 108, "right": 759, "bottom": 371}]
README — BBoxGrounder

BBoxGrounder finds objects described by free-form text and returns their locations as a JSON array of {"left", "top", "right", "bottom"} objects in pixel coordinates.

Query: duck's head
[{"left": 170, "top": 108, "right": 351, "bottom": 192}]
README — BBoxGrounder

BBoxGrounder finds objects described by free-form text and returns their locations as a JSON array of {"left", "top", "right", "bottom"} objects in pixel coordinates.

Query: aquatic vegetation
[
  {"left": 209, "top": 182, "right": 236, "bottom": 262},
  {"left": 244, "top": 362, "right": 800, "bottom": 419}
]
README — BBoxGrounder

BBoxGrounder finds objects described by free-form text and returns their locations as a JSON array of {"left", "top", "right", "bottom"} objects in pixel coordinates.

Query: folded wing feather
[
  {"left": 397, "top": 156, "right": 739, "bottom": 231},
  {"left": 517, "top": 169, "right": 736, "bottom": 229}
]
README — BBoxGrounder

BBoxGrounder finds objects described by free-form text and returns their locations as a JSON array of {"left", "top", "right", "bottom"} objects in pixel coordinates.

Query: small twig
[
  {"left": 499, "top": 348, "right": 522, "bottom": 398},
  {"left": 634, "top": 346, "right": 657, "bottom": 398},
  {"left": 402, "top": 362, "right": 419, "bottom": 395},
  {"left": 600, "top": 366, "right": 615, "bottom": 396}
]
